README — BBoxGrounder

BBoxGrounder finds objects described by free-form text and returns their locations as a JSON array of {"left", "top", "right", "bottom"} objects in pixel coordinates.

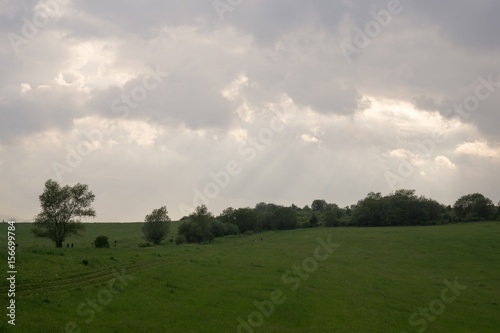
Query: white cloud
[
  {"left": 222, "top": 75, "right": 248, "bottom": 102},
  {"left": 455, "top": 141, "right": 500, "bottom": 158},
  {"left": 435, "top": 156, "right": 456, "bottom": 169},
  {"left": 301, "top": 133, "right": 320, "bottom": 144}
]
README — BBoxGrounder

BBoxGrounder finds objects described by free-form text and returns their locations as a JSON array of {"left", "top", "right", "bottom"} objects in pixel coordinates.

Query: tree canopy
[
  {"left": 178, "top": 205, "right": 215, "bottom": 243},
  {"left": 32, "top": 179, "right": 95, "bottom": 247},
  {"left": 453, "top": 193, "right": 496, "bottom": 221},
  {"left": 142, "top": 206, "right": 171, "bottom": 245}
]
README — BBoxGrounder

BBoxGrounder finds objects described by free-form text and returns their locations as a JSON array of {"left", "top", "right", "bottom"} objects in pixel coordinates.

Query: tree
[
  {"left": 324, "top": 209, "right": 339, "bottom": 227},
  {"left": 311, "top": 199, "right": 327, "bottom": 212},
  {"left": 309, "top": 213, "right": 318, "bottom": 226},
  {"left": 351, "top": 192, "right": 384, "bottom": 227},
  {"left": 142, "top": 206, "right": 171, "bottom": 245},
  {"left": 210, "top": 220, "right": 227, "bottom": 238},
  {"left": 178, "top": 220, "right": 204, "bottom": 243},
  {"left": 232, "top": 207, "right": 259, "bottom": 233},
  {"left": 32, "top": 179, "right": 95, "bottom": 248},
  {"left": 255, "top": 202, "right": 279, "bottom": 230},
  {"left": 271, "top": 206, "right": 297, "bottom": 230},
  {"left": 217, "top": 207, "right": 235, "bottom": 224},
  {"left": 453, "top": 193, "right": 495, "bottom": 221},
  {"left": 178, "top": 205, "right": 215, "bottom": 243}
]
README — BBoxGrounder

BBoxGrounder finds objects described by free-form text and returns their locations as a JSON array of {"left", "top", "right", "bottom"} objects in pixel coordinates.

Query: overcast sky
[{"left": 1, "top": 0, "right": 499, "bottom": 222}]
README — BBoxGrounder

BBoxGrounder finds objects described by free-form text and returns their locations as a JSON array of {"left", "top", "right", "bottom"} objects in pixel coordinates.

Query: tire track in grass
[
  {"left": 7, "top": 255, "right": 191, "bottom": 296},
  {"left": 3, "top": 239, "right": 249, "bottom": 296}
]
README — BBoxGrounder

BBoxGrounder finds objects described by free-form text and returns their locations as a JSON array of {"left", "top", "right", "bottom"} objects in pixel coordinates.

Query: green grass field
[{"left": 1, "top": 222, "right": 499, "bottom": 332}]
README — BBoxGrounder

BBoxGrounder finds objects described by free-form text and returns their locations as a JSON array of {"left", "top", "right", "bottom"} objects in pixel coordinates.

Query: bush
[
  {"left": 177, "top": 205, "right": 215, "bottom": 243},
  {"left": 178, "top": 221, "right": 204, "bottom": 243},
  {"left": 94, "top": 235, "right": 110, "bottom": 248},
  {"left": 224, "top": 223, "right": 240, "bottom": 235},
  {"left": 82, "top": 259, "right": 89, "bottom": 265},
  {"left": 210, "top": 220, "right": 227, "bottom": 238},
  {"left": 175, "top": 235, "right": 187, "bottom": 245}
]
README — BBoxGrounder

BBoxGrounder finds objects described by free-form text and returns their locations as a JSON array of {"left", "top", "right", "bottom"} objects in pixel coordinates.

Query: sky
[{"left": 1, "top": 0, "right": 499, "bottom": 222}]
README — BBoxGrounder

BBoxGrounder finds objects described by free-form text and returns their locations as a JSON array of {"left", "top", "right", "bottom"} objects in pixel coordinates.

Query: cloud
[
  {"left": 1, "top": 0, "right": 499, "bottom": 221},
  {"left": 455, "top": 141, "right": 500, "bottom": 158},
  {"left": 435, "top": 156, "right": 456, "bottom": 169}
]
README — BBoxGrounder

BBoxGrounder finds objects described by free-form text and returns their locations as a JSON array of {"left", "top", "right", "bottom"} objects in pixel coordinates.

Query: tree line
[
  {"left": 31, "top": 180, "right": 500, "bottom": 247},
  {"left": 174, "top": 189, "right": 499, "bottom": 243}
]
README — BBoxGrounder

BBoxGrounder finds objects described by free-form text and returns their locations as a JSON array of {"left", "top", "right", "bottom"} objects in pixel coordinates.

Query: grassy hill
[{"left": 1, "top": 222, "right": 499, "bottom": 332}]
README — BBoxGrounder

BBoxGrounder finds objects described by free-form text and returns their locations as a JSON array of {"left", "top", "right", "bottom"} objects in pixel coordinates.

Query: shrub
[
  {"left": 224, "top": 223, "right": 240, "bottom": 235},
  {"left": 82, "top": 259, "right": 89, "bottom": 265},
  {"left": 210, "top": 220, "right": 227, "bottom": 238},
  {"left": 178, "top": 206, "right": 215, "bottom": 243},
  {"left": 175, "top": 235, "right": 187, "bottom": 245},
  {"left": 94, "top": 235, "right": 110, "bottom": 248}
]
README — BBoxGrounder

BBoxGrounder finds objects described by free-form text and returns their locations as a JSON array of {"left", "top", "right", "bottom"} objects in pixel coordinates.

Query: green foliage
[
  {"left": 94, "top": 235, "right": 110, "bottom": 248},
  {"left": 219, "top": 206, "right": 262, "bottom": 233},
  {"left": 178, "top": 220, "right": 203, "bottom": 243},
  {"left": 178, "top": 205, "right": 214, "bottom": 243},
  {"left": 142, "top": 206, "right": 171, "bottom": 245},
  {"left": 223, "top": 223, "right": 240, "bottom": 235},
  {"left": 453, "top": 193, "right": 496, "bottom": 221},
  {"left": 351, "top": 190, "right": 444, "bottom": 227},
  {"left": 232, "top": 207, "right": 259, "bottom": 233},
  {"left": 175, "top": 234, "right": 187, "bottom": 245},
  {"left": 311, "top": 199, "right": 327, "bottom": 212},
  {"left": 271, "top": 206, "right": 298, "bottom": 230},
  {"left": 210, "top": 220, "right": 227, "bottom": 238},
  {"left": 32, "top": 179, "right": 95, "bottom": 247},
  {"left": 255, "top": 202, "right": 279, "bottom": 230},
  {"left": 217, "top": 207, "right": 235, "bottom": 224},
  {"left": 309, "top": 213, "right": 318, "bottom": 226},
  {"left": 324, "top": 209, "right": 339, "bottom": 227}
]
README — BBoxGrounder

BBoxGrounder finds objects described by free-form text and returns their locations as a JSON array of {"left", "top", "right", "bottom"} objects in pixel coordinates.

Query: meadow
[{"left": 1, "top": 221, "right": 499, "bottom": 332}]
